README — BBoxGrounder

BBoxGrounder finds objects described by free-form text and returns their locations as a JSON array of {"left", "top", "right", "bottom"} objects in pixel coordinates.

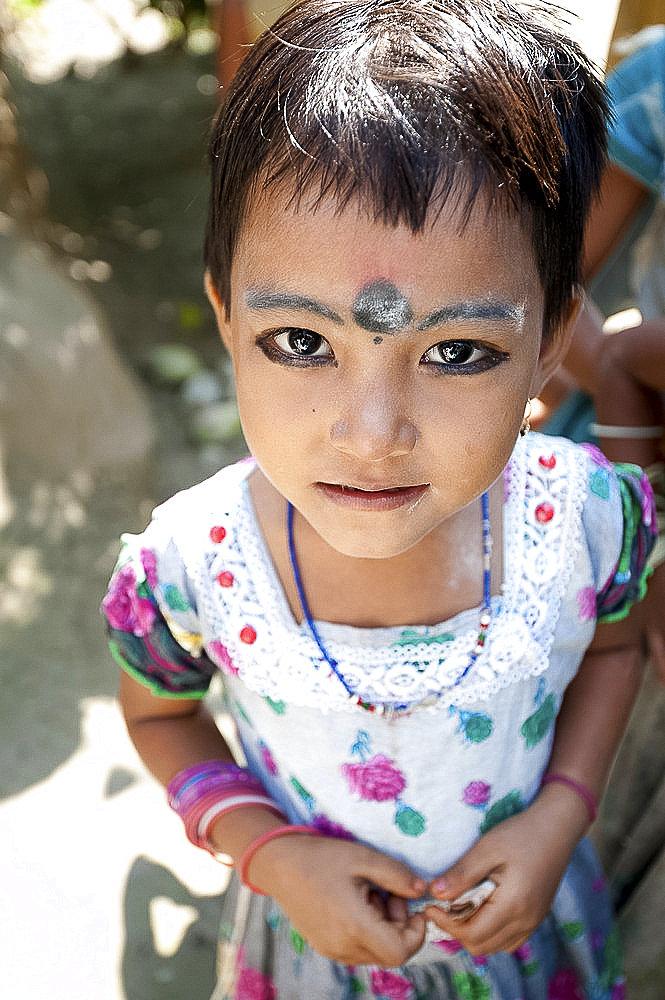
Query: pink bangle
[
  {"left": 239, "top": 825, "right": 324, "bottom": 895},
  {"left": 541, "top": 773, "right": 598, "bottom": 824}
]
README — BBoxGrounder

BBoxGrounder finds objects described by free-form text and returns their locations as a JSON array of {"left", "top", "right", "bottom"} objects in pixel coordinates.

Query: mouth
[{"left": 316, "top": 482, "right": 429, "bottom": 511}]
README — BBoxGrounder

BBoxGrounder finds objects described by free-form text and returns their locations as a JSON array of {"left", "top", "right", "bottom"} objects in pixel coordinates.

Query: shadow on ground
[{"left": 122, "top": 857, "right": 222, "bottom": 1000}]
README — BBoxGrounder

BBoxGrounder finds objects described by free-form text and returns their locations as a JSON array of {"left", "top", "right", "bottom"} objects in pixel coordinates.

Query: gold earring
[{"left": 520, "top": 399, "right": 532, "bottom": 437}]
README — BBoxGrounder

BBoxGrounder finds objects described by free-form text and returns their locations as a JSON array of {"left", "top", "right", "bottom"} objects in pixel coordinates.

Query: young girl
[{"left": 102, "top": 2, "right": 656, "bottom": 997}]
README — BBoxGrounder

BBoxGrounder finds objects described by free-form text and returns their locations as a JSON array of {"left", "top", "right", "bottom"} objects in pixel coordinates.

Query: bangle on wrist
[
  {"left": 541, "top": 772, "right": 598, "bottom": 824},
  {"left": 240, "top": 825, "right": 325, "bottom": 895},
  {"left": 167, "top": 760, "right": 287, "bottom": 860}
]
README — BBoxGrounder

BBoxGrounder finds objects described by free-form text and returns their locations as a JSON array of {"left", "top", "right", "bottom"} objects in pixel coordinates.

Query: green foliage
[{"left": 148, "top": 0, "right": 211, "bottom": 30}]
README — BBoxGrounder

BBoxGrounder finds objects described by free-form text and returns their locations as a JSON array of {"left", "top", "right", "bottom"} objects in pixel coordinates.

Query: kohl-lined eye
[
  {"left": 257, "top": 327, "right": 334, "bottom": 365},
  {"left": 421, "top": 339, "right": 507, "bottom": 372},
  {"left": 275, "top": 328, "right": 331, "bottom": 357}
]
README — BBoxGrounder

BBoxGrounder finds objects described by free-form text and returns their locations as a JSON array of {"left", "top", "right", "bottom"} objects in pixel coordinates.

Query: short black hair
[{"left": 205, "top": 0, "right": 608, "bottom": 339}]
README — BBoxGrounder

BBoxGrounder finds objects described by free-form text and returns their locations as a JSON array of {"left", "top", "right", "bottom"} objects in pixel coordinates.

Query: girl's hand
[
  {"left": 423, "top": 786, "right": 587, "bottom": 955},
  {"left": 246, "top": 832, "right": 428, "bottom": 967}
]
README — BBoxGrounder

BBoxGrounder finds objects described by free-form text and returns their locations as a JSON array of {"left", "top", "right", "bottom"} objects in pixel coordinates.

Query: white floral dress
[{"left": 102, "top": 433, "right": 655, "bottom": 1000}]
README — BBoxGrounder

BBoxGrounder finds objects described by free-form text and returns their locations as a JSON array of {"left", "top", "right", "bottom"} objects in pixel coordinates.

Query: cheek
[{"left": 233, "top": 368, "right": 320, "bottom": 456}]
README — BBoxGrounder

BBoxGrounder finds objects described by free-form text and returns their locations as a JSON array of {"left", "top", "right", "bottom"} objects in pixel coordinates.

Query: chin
[{"left": 316, "top": 524, "right": 425, "bottom": 561}]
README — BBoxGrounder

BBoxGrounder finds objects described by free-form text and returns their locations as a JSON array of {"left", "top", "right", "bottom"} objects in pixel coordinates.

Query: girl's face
[{"left": 208, "top": 191, "right": 569, "bottom": 561}]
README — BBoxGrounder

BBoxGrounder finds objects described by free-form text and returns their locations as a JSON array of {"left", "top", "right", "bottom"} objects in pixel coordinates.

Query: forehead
[{"left": 233, "top": 189, "right": 543, "bottom": 315}]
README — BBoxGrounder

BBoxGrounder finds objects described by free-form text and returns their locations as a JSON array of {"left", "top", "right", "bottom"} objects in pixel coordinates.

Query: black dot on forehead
[{"left": 352, "top": 280, "right": 414, "bottom": 334}]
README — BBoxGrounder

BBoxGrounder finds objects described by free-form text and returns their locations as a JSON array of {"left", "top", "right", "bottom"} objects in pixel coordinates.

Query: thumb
[
  {"left": 357, "top": 846, "right": 427, "bottom": 899},
  {"left": 429, "top": 850, "right": 494, "bottom": 902}
]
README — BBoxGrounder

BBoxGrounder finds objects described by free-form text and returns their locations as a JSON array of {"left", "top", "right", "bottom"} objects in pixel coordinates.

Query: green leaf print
[
  {"left": 561, "top": 920, "right": 585, "bottom": 942},
  {"left": 265, "top": 696, "right": 286, "bottom": 714},
  {"left": 234, "top": 699, "right": 251, "bottom": 724},
  {"left": 395, "top": 805, "right": 426, "bottom": 837},
  {"left": 464, "top": 714, "right": 493, "bottom": 743},
  {"left": 520, "top": 694, "right": 555, "bottom": 748},
  {"left": 162, "top": 583, "right": 190, "bottom": 611},
  {"left": 600, "top": 925, "right": 624, "bottom": 992},
  {"left": 480, "top": 791, "right": 524, "bottom": 834},
  {"left": 290, "top": 928, "right": 306, "bottom": 954},
  {"left": 452, "top": 972, "right": 491, "bottom": 1000},
  {"left": 395, "top": 629, "right": 455, "bottom": 647},
  {"left": 350, "top": 977, "right": 365, "bottom": 993},
  {"left": 290, "top": 776, "right": 315, "bottom": 809},
  {"left": 590, "top": 469, "right": 610, "bottom": 500}
]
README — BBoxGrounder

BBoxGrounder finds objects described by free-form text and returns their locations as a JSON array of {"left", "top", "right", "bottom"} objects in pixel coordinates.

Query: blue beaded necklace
[{"left": 287, "top": 491, "right": 492, "bottom": 712}]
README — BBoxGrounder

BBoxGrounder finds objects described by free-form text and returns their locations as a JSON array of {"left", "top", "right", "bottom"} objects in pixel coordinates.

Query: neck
[{"left": 248, "top": 469, "right": 503, "bottom": 629}]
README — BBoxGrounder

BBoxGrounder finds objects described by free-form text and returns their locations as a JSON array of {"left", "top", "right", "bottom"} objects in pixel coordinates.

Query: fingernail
[
  {"left": 431, "top": 879, "right": 447, "bottom": 895},
  {"left": 413, "top": 877, "right": 427, "bottom": 893}
]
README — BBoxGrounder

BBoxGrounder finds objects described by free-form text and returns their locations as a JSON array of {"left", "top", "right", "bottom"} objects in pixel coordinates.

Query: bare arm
[
  {"left": 119, "top": 669, "right": 426, "bottom": 966},
  {"left": 582, "top": 162, "right": 650, "bottom": 283}
]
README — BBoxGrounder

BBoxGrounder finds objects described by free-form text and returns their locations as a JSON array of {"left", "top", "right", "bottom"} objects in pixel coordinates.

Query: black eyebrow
[
  {"left": 245, "top": 288, "right": 344, "bottom": 325},
  {"left": 417, "top": 300, "right": 525, "bottom": 331}
]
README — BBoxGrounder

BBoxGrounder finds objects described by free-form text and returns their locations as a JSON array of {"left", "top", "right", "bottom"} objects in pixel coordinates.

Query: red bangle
[
  {"left": 541, "top": 773, "right": 598, "bottom": 824},
  {"left": 239, "top": 825, "right": 324, "bottom": 894}
]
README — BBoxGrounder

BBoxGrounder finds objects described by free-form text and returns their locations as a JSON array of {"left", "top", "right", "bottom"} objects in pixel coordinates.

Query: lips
[{"left": 316, "top": 482, "right": 429, "bottom": 511}]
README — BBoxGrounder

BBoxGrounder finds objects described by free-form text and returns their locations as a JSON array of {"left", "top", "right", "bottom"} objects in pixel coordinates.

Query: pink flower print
[
  {"left": 236, "top": 967, "right": 277, "bottom": 1000},
  {"left": 208, "top": 640, "right": 239, "bottom": 676},
  {"left": 473, "top": 955, "right": 488, "bottom": 967},
  {"left": 513, "top": 943, "right": 532, "bottom": 962},
  {"left": 611, "top": 984, "right": 626, "bottom": 1000},
  {"left": 592, "top": 876, "right": 606, "bottom": 893},
  {"left": 102, "top": 564, "right": 156, "bottom": 637},
  {"left": 342, "top": 754, "right": 406, "bottom": 802},
  {"left": 577, "top": 586, "right": 596, "bottom": 623},
  {"left": 370, "top": 968, "right": 414, "bottom": 999},
  {"left": 311, "top": 815, "right": 355, "bottom": 840},
  {"left": 547, "top": 968, "right": 584, "bottom": 1000},
  {"left": 432, "top": 938, "right": 463, "bottom": 954},
  {"left": 463, "top": 781, "right": 491, "bottom": 808},
  {"left": 140, "top": 548, "right": 158, "bottom": 588},
  {"left": 259, "top": 741, "right": 278, "bottom": 775}
]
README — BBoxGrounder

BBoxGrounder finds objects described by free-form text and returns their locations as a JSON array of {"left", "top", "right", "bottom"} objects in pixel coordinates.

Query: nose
[{"left": 329, "top": 379, "right": 417, "bottom": 461}]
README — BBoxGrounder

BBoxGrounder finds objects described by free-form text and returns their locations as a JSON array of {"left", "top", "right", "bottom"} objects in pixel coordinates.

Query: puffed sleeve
[
  {"left": 580, "top": 444, "right": 657, "bottom": 624},
  {"left": 101, "top": 524, "right": 217, "bottom": 699}
]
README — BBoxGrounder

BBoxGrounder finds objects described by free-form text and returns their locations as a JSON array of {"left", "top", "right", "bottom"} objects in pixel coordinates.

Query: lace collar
[{"left": 194, "top": 435, "right": 587, "bottom": 712}]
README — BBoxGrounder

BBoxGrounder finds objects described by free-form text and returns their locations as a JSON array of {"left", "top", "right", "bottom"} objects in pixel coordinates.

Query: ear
[
  {"left": 529, "top": 291, "right": 582, "bottom": 398},
  {"left": 204, "top": 269, "right": 234, "bottom": 356}
]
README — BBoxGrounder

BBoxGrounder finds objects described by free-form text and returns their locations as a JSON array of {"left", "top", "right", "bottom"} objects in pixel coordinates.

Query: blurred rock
[
  {"left": 142, "top": 343, "right": 203, "bottom": 386},
  {"left": 0, "top": 232, "right": 154, "bottom": 471},
  {"left": 189, "top": 400, "right": 241, "bottom": 444},
  {"left": 181, "top": 369, "right": 223, "bottom": 408}
]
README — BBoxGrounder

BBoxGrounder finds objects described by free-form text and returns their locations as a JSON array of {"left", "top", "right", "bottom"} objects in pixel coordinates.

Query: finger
[
  {"left": 386, "top": 893, "right": 410, "bottom": 923},
  {"left": 430, "top": 857, "right": 499, "bottom": 902},
  {"left": 355, "top": 847, "right": 427, "bottom": 899},
  {"left": 368, "top": 910, "right": 426, "bottom": 966}
]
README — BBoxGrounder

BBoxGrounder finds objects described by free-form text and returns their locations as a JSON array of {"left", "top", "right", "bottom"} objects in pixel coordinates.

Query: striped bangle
[
  {"left": 167, "top": 761, "right": 286, "bottom": 859},
  {"left": 541, "top": 773, "right": 598, "bottom": 824},
  {"left": 240, "top": 825, "right": 325, "bottom": 895}
]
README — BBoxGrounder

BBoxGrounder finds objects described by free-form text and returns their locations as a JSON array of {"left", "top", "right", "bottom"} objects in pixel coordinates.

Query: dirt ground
[{"left": 0, "top": 39, "right": 247, "bottom": 1000}]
